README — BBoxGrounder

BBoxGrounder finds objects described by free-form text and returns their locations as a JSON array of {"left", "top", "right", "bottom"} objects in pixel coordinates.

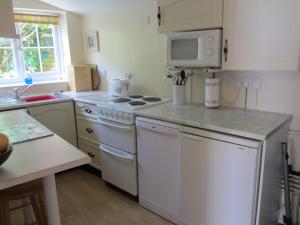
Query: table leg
[
  {"left": 42, "top": 175, "right": 61, "bottom": 225},
  {"left": 22, "top": 198, "right": 34, "bottom": 225}
]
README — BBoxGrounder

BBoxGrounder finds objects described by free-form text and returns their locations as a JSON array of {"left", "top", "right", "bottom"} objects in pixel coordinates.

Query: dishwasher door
[
  {"left": 180, "top": 132, "right": 260, "bottom": 225},
  {"left": 136, "top": 118, "right": 180, "bottom": 224}
]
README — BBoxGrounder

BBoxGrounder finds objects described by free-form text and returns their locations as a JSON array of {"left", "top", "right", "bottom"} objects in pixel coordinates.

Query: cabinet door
[
  {"left": 157, "top": 0, "right": 223, "bottom": 33},
  {"left": 180, "top": 132, "right": 259, "bottom": 225},
  {"left": 222, "top": 0, "right": 300, "bottom": 71},
  {"left": 27, "top": 102, "right": 77, "bottom": 146}
]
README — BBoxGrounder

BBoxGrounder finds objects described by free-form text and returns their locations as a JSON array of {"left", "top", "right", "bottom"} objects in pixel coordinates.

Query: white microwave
[{"left": 166, "top": 29, "right": 222, "bottom": 68}]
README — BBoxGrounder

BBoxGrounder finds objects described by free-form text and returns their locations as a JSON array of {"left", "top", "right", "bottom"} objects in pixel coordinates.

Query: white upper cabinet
[
  {"left": 0, "top": 0, "right": 19, "bottom": 39},
  {"left": 157, "top": 0, "right": 223, "bottom": 33},
  {"left": 222, "top": 0, "right": 300, "bottom": 71}
]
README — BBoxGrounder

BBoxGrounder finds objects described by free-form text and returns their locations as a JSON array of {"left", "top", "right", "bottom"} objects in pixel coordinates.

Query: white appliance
[
  {"left": 108, "top": 79, "right": 129, "bottom": 97},
  {"left": 97, "top": 95, "right": 170, "bottom": 196},
  {"left": 180, "top": 126, "right": 261, "bottom": 225},
  {"left": 166, "top": 29, "right": 222, "bottom": 68},
  {"left": 136, "top": 117, "right": 180, "bottom": 224}
]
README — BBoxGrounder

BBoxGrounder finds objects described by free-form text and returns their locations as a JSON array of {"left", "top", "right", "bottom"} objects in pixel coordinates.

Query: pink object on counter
[{"left": 23, "top": 95, "right": 57, "bottom": 102}]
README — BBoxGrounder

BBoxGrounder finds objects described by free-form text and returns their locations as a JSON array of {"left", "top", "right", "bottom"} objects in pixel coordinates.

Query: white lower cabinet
[
  {"left": 78, "top": 138, "right": 101, "bottom": 170},
  {"left": 27, "top": 101, "right": 77, "bottom": 146},
  {"left": 180, "top": 131, "right": 260, "bottom": 225}
]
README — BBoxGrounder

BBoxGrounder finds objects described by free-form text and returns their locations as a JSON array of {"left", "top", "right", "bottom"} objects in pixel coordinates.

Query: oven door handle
[
  {"left": 98, "top": 119, "right": 133, "bottom": 130},
  {"left": 100, "top": 144, "right": 134, "bottom": 161}
]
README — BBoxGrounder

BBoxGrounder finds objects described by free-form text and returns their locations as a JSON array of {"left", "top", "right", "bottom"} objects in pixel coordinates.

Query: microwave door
[
  {"left": 166, "top": 32, "right": 206, "bottom": 67},
  {"left": 168, "top": 38, "right": 201, "bottom": 67}
]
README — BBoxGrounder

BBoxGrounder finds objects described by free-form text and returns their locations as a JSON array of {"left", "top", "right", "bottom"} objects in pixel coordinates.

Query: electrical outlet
[
  {"left": 223, "top": 78, "right": 242, "bottom": 88},
  {"left": 223, "top": 76, "right": 263, "bottom": 90}
]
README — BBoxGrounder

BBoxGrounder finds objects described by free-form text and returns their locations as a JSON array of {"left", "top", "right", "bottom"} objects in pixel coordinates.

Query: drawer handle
[
  {"left": 98, "top": 119, "right": 133, "bottom": 130},
  {"left": 224, "top": 39, "right": 229, "bottom": 62},
  {"left": 182, "top": 133, "right": 205, "bottom": 142},
  {"left": 85, "top": 128, "right": 94, "bottom": 134},
  {"left": 85, "top": 108, "right": 93, "bottom": 114},
  {"left": 87, "top": 152, "right": 95, "bottom": 158},
  {"left": 100, "top": 144, "right": 134, "bottom": 161}
]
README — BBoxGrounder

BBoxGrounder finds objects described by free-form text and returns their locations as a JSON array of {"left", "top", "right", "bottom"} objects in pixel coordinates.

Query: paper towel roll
[{"left": 205, "top": 78, "right": 220, "bottom": 108}]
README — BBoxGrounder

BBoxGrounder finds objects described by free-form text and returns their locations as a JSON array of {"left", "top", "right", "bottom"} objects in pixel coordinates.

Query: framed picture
[{"left": 86, "top": 31, "right": 99, "bottom": 52}]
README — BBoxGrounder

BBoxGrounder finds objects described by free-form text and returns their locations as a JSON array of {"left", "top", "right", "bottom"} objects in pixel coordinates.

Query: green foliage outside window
[{"left": 0, "top": 23, "right": 58, "bottom": 80}]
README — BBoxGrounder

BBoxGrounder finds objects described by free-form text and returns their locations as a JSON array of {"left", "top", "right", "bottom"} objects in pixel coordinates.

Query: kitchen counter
[
  {"left": 135, "top": 102, "right": 292, "bottom": 140},
  {"left": 0, "top": 92, "right": 73, "bottom": 111},
  {"left": 0, "top": 110, "right": 90, "bottom": 225}
]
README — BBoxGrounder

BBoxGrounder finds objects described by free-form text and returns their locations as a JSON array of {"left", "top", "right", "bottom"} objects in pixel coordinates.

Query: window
[{"left": 0, "top": 13, "right": 62, "bottom": 84}]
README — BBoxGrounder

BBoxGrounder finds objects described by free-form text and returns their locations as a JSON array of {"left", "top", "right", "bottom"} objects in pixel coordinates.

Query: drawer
[
  {"left": 77, "top": 116, "right": 101, "bottom": 144},
  {"left": 78, "top": 139, "right": 101, "bottom": 170},
  {"left": 100, "top": 143, "right": 137, "bottom": 195},
  {"left": 75, "top": 102, "right": 98, "bottom": 119}
]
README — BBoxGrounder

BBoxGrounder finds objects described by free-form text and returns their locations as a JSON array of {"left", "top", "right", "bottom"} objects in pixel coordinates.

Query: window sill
[
  {"left": 0, "top": 80, "right": 69, "bottom": 88},
  {"left": 0, "top": 80, "right": 70, "bottom": 96}
]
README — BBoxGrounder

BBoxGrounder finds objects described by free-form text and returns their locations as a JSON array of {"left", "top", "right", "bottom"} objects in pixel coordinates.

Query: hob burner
[
  {"left": 111, "top": 98, "right": 131, "bottom": 103},
  {"left": 143, "top": 97, "right": 162, "bottom": 102},
  {"left": 128, "top": 101, "right": 146, "bottom": 106},
  {"left": 129, "top": 95, "right": 144, "bottom": 99}
]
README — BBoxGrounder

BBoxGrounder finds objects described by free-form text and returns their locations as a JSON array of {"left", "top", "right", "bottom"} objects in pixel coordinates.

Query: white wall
[
  {"left": 81, "top": 2, "right": 300, "bottom": 170},
  {"left": 81, "top": 3, "right": 171, "bottom": 97}
]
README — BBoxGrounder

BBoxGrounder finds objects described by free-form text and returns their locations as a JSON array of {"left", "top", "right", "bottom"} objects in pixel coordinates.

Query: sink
[{"left": 23, "top": 95, "right": 58, "bottom": 102}]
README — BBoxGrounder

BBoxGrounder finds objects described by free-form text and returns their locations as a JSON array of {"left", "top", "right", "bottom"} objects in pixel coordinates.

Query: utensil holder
[{"left": 173, "top": 85, "right": 186, "bottom": 105}]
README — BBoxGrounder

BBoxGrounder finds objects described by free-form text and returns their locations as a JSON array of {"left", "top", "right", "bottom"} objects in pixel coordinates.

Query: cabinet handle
[
  {"left": 87, "top": 152, "right": 95, "bottom": 158},
  {"left": 157, "top": 7, "right": 161, "bottom": 26},
  {"left": 223, "top": 39, "right": 229, "bottom": 62},
  {"left": 84, "top": 108, "right": 92, "bottom": 114},
  {"left": 85, "top": 128, "right": 93, "bottom": 134}
]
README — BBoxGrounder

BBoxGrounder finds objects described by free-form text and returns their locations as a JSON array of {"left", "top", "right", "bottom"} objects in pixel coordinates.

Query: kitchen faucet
[{"left": 10, "top": 85, "right": 35, "bottom": 100}]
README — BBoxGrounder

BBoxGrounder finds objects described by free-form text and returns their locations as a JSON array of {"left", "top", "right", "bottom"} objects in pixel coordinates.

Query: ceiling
[{"left": 39, "top": 0, "right": 155, "bottom": 14}]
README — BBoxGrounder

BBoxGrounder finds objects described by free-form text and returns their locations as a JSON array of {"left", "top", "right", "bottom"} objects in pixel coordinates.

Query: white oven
[
  {"left": 166, "top": 29, "right": 222, "bottom": 68},
  {"left": 98, "top": 118, "right": 138, "bottom": 196}
]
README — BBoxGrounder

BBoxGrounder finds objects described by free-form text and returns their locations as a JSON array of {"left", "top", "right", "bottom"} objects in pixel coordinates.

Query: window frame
[{"left": 0, "top": 21, "right": 64, "bottom": 84}]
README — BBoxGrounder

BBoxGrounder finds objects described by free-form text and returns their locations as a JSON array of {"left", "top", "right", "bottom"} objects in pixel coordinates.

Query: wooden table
[{"left": 0, "top": 110, "right": 90, "bottom": 225}]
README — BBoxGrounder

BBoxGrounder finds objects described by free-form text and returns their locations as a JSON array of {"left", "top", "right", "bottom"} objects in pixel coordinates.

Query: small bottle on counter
[{"left": 24, "top": 67, "right": 32, "bottom": 85}]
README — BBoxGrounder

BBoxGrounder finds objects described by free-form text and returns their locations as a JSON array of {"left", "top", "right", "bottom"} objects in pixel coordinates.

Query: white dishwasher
[
  {"left": 136, "top": 117, "right": 180, "bottom": 224},
  {"left": 180, "top": 126, "right": 261, "bottom": 225}
]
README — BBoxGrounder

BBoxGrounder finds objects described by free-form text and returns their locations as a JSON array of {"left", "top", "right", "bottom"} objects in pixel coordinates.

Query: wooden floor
[
  {"left": 10, "top": 169, "right": 173, "bottom": 225},
  {"left": 57, "top": 169, "right": 173, "bottom": 225}
]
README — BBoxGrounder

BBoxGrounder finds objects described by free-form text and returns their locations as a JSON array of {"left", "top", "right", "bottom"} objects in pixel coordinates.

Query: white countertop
[
  {"left": 0, "top": 92, "right": 73, "bottom": 111},
  {"left": 0, "top": 110, "right": 90, "bottom": 190},
  {"left": 135, "top": 102, "right": 292, "bottom": 140}
]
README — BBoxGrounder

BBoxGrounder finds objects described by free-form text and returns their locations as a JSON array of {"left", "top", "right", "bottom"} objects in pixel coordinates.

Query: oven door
[
  {"left": 98, "top": 118, "right": 136, "bottom": 154},
  {"left": 100, "top": 143, "right": 138, "bottom": 196}
]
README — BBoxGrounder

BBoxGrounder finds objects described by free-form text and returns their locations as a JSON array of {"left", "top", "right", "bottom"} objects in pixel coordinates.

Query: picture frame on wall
[{"left": 86, "top": 31, "right": 99, "bottom": 52}]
